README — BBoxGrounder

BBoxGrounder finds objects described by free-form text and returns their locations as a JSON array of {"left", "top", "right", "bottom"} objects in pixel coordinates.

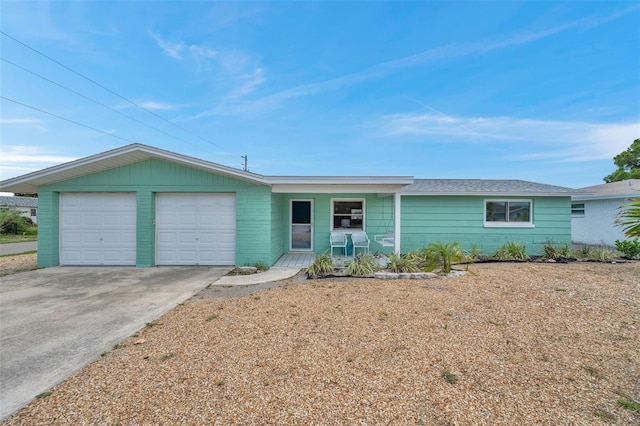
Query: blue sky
[{"left": 1, "top": 1, "right": 639, "bottom": 190}]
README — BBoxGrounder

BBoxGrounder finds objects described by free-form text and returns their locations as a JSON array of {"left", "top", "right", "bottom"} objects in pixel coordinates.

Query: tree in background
[{"left": 603, "top": 139, "right": 640, "bottom": 183}]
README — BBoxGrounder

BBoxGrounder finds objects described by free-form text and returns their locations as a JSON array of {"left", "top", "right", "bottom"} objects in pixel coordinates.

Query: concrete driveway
[{"left": 0, "top": 266, "right": 231, "bottom": 420}]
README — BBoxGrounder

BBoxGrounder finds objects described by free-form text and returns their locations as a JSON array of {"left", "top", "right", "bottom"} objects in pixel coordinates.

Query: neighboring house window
[
  {"left": 484, "top": 199, "right": 534, "bottom": 228},
  {"left": 30, "top": 208, "right": 37, "bottom": 217},
  {"left": 332, "top": 199, "right": 365, "bottom": 230},
  {"left": 571, "top": 203, "right": 585, "bottom": 217}
]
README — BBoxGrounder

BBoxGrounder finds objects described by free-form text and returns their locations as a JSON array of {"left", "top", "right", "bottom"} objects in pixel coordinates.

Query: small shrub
[
  {"left": 386, "top": 252, "right": 420, "bottom": 273},
  {"left": 589, "top": 246, "right": 615, "bottom": 262},
  {"left": 543, "top": 243, "right": 573, "bottom": 260},
  {"left": 0, "top": 207, "right": 35, "bottom": 234},
  {"left": 306, "top": 252, "right": 334, "bottom": 278},
  {"left": 442, "top": 372, "right": 458, "bottom": 384},
  {"left": 253, "top": 261, "right": 269, "bottom": 272},
  {"left": 423, "top": 241, "right": 467, "bottom": 273},
  {"left": 615, "top": 239, "right": 640, "bottom": 259},
  {"left": 493, "top": 242, "right": 530, "bottom": 261},
  {"left": 345, "top": 253, "right": 378, "bottom": 276}
]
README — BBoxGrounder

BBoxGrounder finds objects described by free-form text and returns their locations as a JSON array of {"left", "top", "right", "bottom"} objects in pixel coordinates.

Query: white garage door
[
  {"left": 156, "top": 193, "right": 236, "bottom": 266},
  {"left": 60, "top": 193, "right": 137, "bottom": 265}
]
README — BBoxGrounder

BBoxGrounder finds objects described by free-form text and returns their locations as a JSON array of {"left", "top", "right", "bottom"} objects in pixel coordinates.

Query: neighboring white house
[
  {"left": 0, "top": 196, "right": 38, "bottom": 224},
  {"left": 572, "top": 179, "right": 639, "bottom": 247}
]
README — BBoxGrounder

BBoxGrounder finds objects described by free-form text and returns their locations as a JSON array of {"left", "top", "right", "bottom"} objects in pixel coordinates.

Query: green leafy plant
[
  {"left": 345, "top": 253, "right": 378, "bottom": 276},
  {"left": 386, "top": 252, "right": 420, "bottom": 273},
  {"left": 616, "top": 198, "right": 640, "bottom": 238},
  {"left": 615, "top": 239, "right": 640, "bottom": 259},
  {"left": 442, "top": 372, "right": 458, "bottom": 384},
  {"left": 589, "top": 246, "right": 615, "bottom": 262},
  {"left": 253, "top": 261, "right": 269, "bottom": 272},
  {"left": 543, "top": 243, "right": 573, "bottom": 260},
  {"left": 0, "top": 207, "right": 36, "bottom": 235},
  {"left": 306, "top": 252, "right": 334, "bottom": 278},
  {"left": 423, "top": 241, "right": 467, "bottom": 274},
  {"left": 493, "top": 242, "right": 530, "bottom": 261}
]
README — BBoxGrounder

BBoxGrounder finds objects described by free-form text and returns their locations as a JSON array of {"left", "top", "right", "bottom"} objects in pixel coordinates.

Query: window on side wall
[
  {"left": 332, "top": 199, "right": 365, "bottom": 231},
  {"left": 571, "top": 203, "right": 585, "bottom": 217},
  {"left": 484, "top": 199, "right": 534, "bottom": 228}
]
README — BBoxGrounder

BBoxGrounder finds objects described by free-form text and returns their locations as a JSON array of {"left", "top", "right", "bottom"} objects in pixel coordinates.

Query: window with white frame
[
  {"left": 332, "top": 199, "right": 364, "bottom": 230},
  {"left": 571, "top": 203, "right": 585, "bottom": 217},
  {"left": 484, "top": 199, "right": 533, "bottom": 227}
]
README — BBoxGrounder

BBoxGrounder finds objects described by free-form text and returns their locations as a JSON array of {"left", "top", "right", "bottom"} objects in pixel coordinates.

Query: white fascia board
[
  {"left": 403, "top": 191, "right": 576, "bottom": 197},
  {"left": 266, "top": 176, "right": 413, "bottom": 185},
  {"left": 572, "top": 193, "right": 639, "bottom": 201},
  {"left": 271, "top": 183, "right": 409, "bottom": 194}
]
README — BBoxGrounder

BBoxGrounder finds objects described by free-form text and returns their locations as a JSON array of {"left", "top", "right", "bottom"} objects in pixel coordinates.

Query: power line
[
  {"left": 0, "top": 30, "right": 223, "bottom": 149},
  {"left": 1, "top": 57, "right": 196, "bottom": 146},
  {"left": 1, "top": 95, "right": 138, "bottom": 144}
]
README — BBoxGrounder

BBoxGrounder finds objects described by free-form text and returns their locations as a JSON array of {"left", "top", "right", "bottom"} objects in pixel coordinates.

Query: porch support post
[{"left": 394, "top": 192, "right": 401, "bottom": 253}]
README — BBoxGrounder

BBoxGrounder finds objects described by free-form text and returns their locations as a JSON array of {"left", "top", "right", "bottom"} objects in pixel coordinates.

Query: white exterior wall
[{"left": 571, "top": 198, "right": 628, "bottom": 246}]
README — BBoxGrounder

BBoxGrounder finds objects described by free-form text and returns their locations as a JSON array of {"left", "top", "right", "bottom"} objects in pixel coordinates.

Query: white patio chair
[
  {"left": 330, "top": 232, "right": 348, "bottom": 257},
  {"left": 351, "top": 231, "right": 370, "bottom": 257}
]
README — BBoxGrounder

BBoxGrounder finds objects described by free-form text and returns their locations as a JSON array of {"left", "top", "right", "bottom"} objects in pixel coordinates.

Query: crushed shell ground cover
[{"left": 3, "top": 261, "right": 639, "bottom": 425}]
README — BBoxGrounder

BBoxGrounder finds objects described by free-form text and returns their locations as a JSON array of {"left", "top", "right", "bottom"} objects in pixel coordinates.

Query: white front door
[
  {"left": 290, "top": 200, "right": 313, "bottom": 251},
  {"left": 156, "top": 193, "right": 236, "bottom": 265},
  {"left": 60, "top": 193, "right": 137, "bottom": 265}
]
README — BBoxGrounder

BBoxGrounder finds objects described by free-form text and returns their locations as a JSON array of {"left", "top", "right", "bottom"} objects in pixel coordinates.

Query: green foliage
[
  {"left": 442, "top": 372, "right": 458, "bottom": 384},
  {"left": 543, "top": 243, "right": 573, "bottom": 260},
  {"left": 306, "top": 252, "right": 334, "bottom": 278},
  {"left": 423, "top": 241, "right": 467, "bottom": 274},
  {"left": 253, "top": 261, "right": 269, "bottom": 272},
  {"left": 615, "top": 239, "right": 640, "bottom": 259},
  {"left": 493, "top": 242, "right": 530, "bottom": 261},
  {"left": 616, "top": 198, "right": 640, "bottom": 238},
  {"left": 386, "top": 252, "right": 420, "bottom": 273},
  {"left": 0, "top": 207, "right": 35, "bottom": 235},
  {"left": 588, "top": 246, "right": 615, "bottom": 262},
  {"left": 345, "top": 253, "right": 378, "bottom": 276},
  {"left": 604, "top": 139, "right": 640, "bottom": 183}
]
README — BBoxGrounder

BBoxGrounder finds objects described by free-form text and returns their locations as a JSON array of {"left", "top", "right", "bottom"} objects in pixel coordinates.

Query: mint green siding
[
  {"left": 269, "top": 193, "right": 286, "bottom": 265},
  {"left": 37, "top": 159, "right": 272, "bottom": 268},
  {"left": 276, "top": 194, "right": 397, "bottom": 254},
  {"left": 400, "top": 196, "right": 571, "bottom": 256}
]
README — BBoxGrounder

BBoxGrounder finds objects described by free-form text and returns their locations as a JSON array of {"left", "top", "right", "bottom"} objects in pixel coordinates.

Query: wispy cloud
[
  {"left": 0, "top": 146, "right": 77, "bottom": 178},
  {"left": 150, "top": 31, "right": 184, "bottom": 60},
  {"left": 149, "top": 31, "right": 217, "bottom": 70},
  {"left": 202, "top": 5, "right": 638, "bottom": 117},
  {"left": 0, "top": 118, "right": 47, "bottom": 132},
  {"left": 377, "top": 111, "right": 640, "bottom": 162}
]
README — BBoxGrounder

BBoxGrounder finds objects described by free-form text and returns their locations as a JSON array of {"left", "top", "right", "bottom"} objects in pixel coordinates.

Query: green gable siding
[
  {"left": 38, "top": 158, "right": 272, "bottom": 268},
  {"left": 400, "top": 195, "right": 571, "bottom": 256}
]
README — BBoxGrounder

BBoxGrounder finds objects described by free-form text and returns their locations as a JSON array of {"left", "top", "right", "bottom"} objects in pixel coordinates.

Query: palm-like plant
[
  {"left": 423, "top": 241, "right": 467, "bottom": 274},
  {"left": 617, "top": 198, "right": 640, "bottom": 238}
]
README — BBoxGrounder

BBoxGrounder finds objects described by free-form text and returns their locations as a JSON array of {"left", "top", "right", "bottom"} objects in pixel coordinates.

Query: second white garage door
[{"left": 156, "top": 193, "right": 236, "bottom": 265}]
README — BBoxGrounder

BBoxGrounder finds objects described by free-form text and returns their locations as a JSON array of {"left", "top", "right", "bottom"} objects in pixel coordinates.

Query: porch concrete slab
[{"left": 214, "top": 267, "right": 301, "bottom": 286}]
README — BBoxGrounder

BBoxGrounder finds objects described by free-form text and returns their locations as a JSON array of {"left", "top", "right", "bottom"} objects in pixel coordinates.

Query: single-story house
[
  {"left": 0, "top": 144, "right": 578, "bottom": 268},
  {"left": 0, "top": 195, "right": 38, "bottom": 224},
  {"left": 572, "top": 179, "right": 640, "bottom": 247}
]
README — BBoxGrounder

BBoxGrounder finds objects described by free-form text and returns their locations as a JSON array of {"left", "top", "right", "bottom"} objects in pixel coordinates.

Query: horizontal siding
[
  {"left": 401, "top": 195, "right": 571, "bottom": 256},
  {"left": 40, "top": 158, "right": 273, "bottom": 267}
]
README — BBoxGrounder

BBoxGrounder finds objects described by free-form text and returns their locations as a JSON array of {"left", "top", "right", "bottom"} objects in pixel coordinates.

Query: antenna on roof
[{"left": 241, "top": 155, "right": 248, "bottom": 172}]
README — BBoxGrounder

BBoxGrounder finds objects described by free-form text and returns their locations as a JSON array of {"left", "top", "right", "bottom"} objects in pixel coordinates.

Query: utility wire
[
  {"left": 0, "top": 30, "right": 223, "bottom": 149},
  {"left": 1, "top": 57, "right": 195, "bottom": 145},
  {"left": 1, "top": 95, "right": 138, "bottom": 144}
]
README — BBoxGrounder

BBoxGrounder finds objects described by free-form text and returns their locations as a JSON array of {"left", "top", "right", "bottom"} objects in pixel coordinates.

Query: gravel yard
[
  {"left": 0, "top": 253, "right": 37, "bottom": 277},
  {"left": 2, "top": 260, "right": 639, "bottom": 425}
]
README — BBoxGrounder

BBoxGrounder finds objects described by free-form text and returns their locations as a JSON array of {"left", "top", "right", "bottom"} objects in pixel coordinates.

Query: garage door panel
[
  {"left": 156, "top": 194, "right": 235, "bottom": 266},
  {"left": 61, "top": 194, "right": 136, "bottom": 266}
]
